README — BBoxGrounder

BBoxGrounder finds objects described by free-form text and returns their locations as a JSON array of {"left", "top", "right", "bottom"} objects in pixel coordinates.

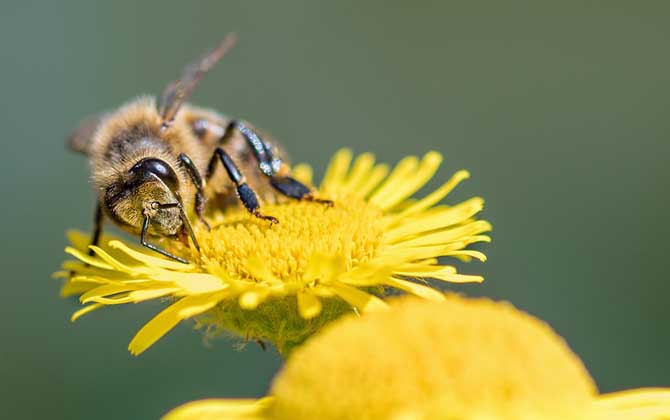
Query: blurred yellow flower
[
  {"left": 164, "top": 296, "right": 670, "bottom": 420},
  {"left": 57, "top": 150, "right": 490, "bottom": 355}
]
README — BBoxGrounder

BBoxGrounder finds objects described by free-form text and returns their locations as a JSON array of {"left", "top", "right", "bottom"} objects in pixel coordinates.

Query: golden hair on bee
[{"left": 68, "top": 34, "right": 331, "bottom": 264}]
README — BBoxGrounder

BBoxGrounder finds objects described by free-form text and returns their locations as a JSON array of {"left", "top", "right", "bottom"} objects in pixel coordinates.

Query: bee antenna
[{"left": 159, "top": 33, "right": 238, "bottom": 130}]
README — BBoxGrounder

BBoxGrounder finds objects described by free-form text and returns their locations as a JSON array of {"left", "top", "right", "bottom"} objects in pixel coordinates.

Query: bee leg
[
  {"left": 88, "top": 203, "right": 104, "bottom": 256},
  {"left": 207, "top": 147, "right": 278, "bottom": 224},
  {"left": 225, "top": 121, "right": 332, "bottom": 205},
  {"left": 140, "top": 213, "right": 189, "bottom": 264},
  {"left": 268, "top": 177, "right": 333, "bottom": 206},
  {"left": 178, "top": 153, "right": 210, "bottom": 230}
]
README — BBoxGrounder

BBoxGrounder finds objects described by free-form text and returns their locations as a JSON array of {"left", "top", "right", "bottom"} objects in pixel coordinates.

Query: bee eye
[{"left": 129, "top": 158, "right": 179, "bottom": 191}]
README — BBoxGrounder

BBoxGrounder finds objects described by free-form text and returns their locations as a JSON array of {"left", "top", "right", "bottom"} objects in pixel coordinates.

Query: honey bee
[{"left": 68, "top": 34, "right": 330, "bottom": 263}]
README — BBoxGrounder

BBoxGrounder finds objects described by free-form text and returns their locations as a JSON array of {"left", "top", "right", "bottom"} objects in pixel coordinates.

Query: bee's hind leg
[{"left": 225, "top": 121, "right": 332, "bottom": 205}]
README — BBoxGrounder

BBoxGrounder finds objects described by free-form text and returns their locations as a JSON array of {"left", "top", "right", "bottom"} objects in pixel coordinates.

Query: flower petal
[
  {"left": 80, "top": 284, "right": 138, "bottom": 304},
  {"left": 320, "top": 148, "right": 352, "bottom": 194},
  {"left": 384, "top": 277, "right": 446, "bottom": 301},
  {"left": 291, "top": 163, "right": 313, "bottom": 185},
  {"left": 340, "top": 152, "right": 376, "bottom": 192},
  {"left": 328, "top": 283, "right": 388, "bottom": 313},
  {"left": 593, "top": 388, "right": 670, "bottom": 419},
  {"left": 109, "top": 240, "right": 196, "bottom": 271},
  {"left": 297, "top": 291, "right": 322, "bottom": 319},
  {"left": 368, "top": 155, "right": 419, "bottom": 206},
  {"left": 128, "top": 292, "right": 226, "bottom": 355},
  {"left": 71, "top": 303, "right": 104, "bottom": 322},
  {"left": 396, "top": 170, "right": 470, "bottom": 218},
  {"left": 356, "top": 164, "right": 390, "bottom": 198},
  {"left": 64, "top": 247, "right": 114, "bottom": 271},
  {"left": 383, "top": 199, "right": 487, "bottom": 243},
  {"left": 163, "top": 397, "right": 274, "bottom": 420},
  {"left": 370, "top": 152, "right": 442, "bottom": 210}
]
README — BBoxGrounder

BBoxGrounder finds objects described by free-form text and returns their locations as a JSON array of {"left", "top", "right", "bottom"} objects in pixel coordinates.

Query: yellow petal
[
  {"left": 291, "top": 163, "right": 313, "bottom": 185},
  {"left": 303, "top": 254, "right": 345, "bottom": 285},
  {"left": 443, "top": 249, "right": 488, "bottom": 262},
  {"left": 163, "top": 397, "right": 274, "bottom": 420},
  {"left": 64, "top": 247, "right": 114, "bottom": 271},
  {"left": 128, "top": 292, "right": 225, "bottom": 355},
  {"left": 67, "top": 230, "right": 93, "bottom": 252},
  {"left": 356, "top": 164, "right": 390, "bottom": 198},
  {"left": 109, "top": 240, "right": 195, "bottom": 271},
  {"left": 60, "top": 279, "right": 102, "bottom": 297},
  {"left": 80, "top": 284, "right": 138, "bottom": 304},
  {"left": 162, "top": 272, "right": 227, "bottom": 294},
  {"left": 384, "top": 277, "right": 446, "bottom": 301},
  {"left": 340, "top": 152, "right": 376, "bottom": 191},
  {"left": 593, "top": 388, "right": 670, "bottom": 419},
  {"left": 71, "top": 303, "right": 104, "bottom": 322},
  {"left": 429, "top": 270, "right": 484, "bottom": 284},
  {"left": 320, "top": 148, "right": 352, "bottom": 194},
  {"left": 128, "top": 288, "right": 181, "bottom": 303},
  {"left": 246, "top": 255, "right": 282, "bottom": 285},
  {"left": 297, "top": 291, "right": 322, "bottom": 319},
  {"left": 371, "top": 152, "right": 442, "bottom": 210},
  {"left": 88, "top": 245, "right": 139, "bottom": 274},
  {"left": 239, "top": 288, "right": 270, "bottom": 310},
  {"left": 396, "top": 170, "right": 470, "bottom": 218},
  {"left": 328, "top": 283, "right": 388, "bottom": 313},
  {"left": 368, "top": 155, "right": 419, "bottom": 206},
  {"left": 383, "top": 199, "right": 487, "bottom": 243}
]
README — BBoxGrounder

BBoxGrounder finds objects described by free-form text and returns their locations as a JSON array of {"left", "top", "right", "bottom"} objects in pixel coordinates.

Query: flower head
[
  {"left": 164, "top": 296, "right": 670, "bottom": 420},
  {"left": 57, "top": 150, "right": 490, "bottom": 355}
]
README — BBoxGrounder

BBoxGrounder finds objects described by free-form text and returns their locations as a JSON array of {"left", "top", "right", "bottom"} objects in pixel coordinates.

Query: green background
[{"left": 1, "top": 1, "right": 668, "bottom": 418}]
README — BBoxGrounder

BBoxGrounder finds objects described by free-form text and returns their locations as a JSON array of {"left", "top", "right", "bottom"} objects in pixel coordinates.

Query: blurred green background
[{"left": 1, "top": 1, "right": 668, "bottom": 418}]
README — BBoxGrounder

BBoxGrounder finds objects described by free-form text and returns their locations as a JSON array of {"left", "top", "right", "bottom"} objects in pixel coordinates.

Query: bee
[{"left": 68, "top": 34, "right": 330, "bottom": 264}]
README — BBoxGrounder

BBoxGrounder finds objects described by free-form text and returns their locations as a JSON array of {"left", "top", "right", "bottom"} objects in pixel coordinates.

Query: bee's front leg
[{"left": 178, "top": 153, "right": 210, "bottom": 230}]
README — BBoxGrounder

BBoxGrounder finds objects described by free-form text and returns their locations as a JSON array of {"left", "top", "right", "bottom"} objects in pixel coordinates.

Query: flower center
[{"left": 193, "top": 198, "right": 384, "bottom": 283}]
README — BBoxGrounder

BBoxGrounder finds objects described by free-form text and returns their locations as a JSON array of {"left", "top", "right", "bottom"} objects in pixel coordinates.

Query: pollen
[{"left": 193, "top": 198, "right": 383, "bottom": 283}]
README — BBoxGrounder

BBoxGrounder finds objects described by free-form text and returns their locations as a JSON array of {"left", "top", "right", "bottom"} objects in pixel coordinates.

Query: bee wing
[
  {"left": 159, "top": 33, "right": 238, "bottom": 128},
  {"left": 67, "top": 112, "right": 108, "bottom": 155}
]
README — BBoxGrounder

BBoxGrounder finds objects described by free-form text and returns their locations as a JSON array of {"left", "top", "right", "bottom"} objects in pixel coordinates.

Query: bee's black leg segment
[
  {"left": 88, "top": 204, "right": 104, "bottom": 256},
  {"left": 140, "top": 214, "right": 189, "bottom": 264},
  {"left": 178, "top": 153, "right": 210, "bottom": 230},
  {"left": 226, "top": 121, "right": 332, "bottom": 205},
  {"left": 269, "top": 176, "right": 309, "bottom": 199},
  {"left": 228, "top": 121, "right": 276, "bottom": 176},
  {"left": 207, "top": 147, "right": 278, "bottom": 224},
  {"left": 269, "top": 176, "right": 334, "bottom": 206}
]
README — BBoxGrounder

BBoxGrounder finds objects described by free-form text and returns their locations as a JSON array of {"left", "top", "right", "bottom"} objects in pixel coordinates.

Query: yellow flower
[
  {"left": 57, "top": 149, "right": 490, "bottom": 355},
  {"left": 164, "top": 295, "right": 670, "bottom": 420}
]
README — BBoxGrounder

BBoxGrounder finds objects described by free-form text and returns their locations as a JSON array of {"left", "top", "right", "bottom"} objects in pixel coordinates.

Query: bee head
[{"left": 104, "top": 158, "right": 184, "bottom": 237}]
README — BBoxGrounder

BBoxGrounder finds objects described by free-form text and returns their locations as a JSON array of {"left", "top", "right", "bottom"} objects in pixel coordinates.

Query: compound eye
[{"left": 129, "top": 158, "right": 179, "bottom": 191}]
